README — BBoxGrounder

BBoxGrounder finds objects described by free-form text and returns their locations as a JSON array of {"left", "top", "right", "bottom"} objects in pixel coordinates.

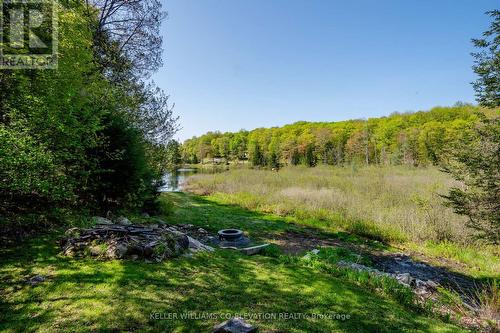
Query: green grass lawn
[{"left": 0, "top": 193, "right": 468, "bottom": 332}]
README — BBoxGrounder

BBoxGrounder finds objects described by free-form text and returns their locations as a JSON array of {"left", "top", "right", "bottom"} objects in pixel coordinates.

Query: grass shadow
[{"left": 0, "top": 236, "right": 466, "bottom": 332}]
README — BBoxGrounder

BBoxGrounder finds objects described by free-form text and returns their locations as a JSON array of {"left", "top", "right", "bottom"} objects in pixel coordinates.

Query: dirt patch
[{"left": 264, "top": 231, "right": 346, "bottom": 255}]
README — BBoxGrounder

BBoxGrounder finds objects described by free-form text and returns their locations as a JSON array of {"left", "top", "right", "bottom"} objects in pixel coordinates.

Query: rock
[
  {"left": 302, "top": 249, "right": 319, "bottom": 260},
  {"left": 93, "top": 216, "right": 112, "bottom": 225},
  {"left": 395, "top": 273, "right": 413, "bottom": 286},
  {"left": 166, "top": 227, "right": 185, "bottom": 237},
  {"left": 106, "top": 243, "right": 128, "bottom": 259},
  {"left": 239, "top": 244, "right": 270, "bottom": 256},
  {"left": 141, "top": 212, "right": 150, "bottom": 218},
  {"left": 426, "top": 280, "right": 439, "bottom": 289},
  {"left": 187, "top": 236, "right": 214, "bottom": 252},
  {"left": 174, "top": 234, "right": 190, "bottom": 250},
  {"left": 115, "top": 216, "right": 131, "bottom": 225},
  {"left": 213, "top": 317, "right": 257, "bottom": 333},
  {"left": 64, "top": 227, "right": 81, "bottom": 238},
  {"left": 27, "top": 275, "right": 46, "bottom": 285},
  {"left": 116, "top": 243, "right": 128, "bottom": 257},
  {"left": 337, "top": 261, "right": 386, "bottom": 276},
  {"left": 197, "top": 228, "right": 208, "bottom": 234},
  {"left": 63, "top": 247, "right": 75, "bottom": 257},
  {"left": 89, "top": 244, "right": 105, "bottom": 256},
  {"left": 143, "top": 245, "right": 154, "bottom": 257},
  {"left": 415, "top": 279, "right": 427, "bottom": 288},
  {"left": 128, "top": 244, "right": 144, "bottom": 256}
]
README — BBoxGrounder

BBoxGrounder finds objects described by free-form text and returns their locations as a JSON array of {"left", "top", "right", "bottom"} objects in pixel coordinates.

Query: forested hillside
[{"left": 181, "top": 105, "right": 496, "bottom": 167}]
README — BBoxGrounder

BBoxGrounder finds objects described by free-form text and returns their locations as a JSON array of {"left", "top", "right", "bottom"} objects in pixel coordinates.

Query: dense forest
[
  {"left": 0, "top": 0, "right": 177, "bottom": 220},
  {"left": 181, "top": 104, "right": 496, "bottom": 168}
]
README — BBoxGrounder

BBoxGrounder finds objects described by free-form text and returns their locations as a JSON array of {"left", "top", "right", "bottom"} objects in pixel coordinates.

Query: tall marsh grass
[{"left": 185, "top": 165, "right": 470, "bottom": 244}]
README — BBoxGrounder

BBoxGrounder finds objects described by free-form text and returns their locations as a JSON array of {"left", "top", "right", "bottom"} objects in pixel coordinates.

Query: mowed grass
[
  {"left": 0, "top": 193, "right": 466, "bottom": 333},
  {"left": 184, "top": 166, "right": 500, "bottom": 277}
]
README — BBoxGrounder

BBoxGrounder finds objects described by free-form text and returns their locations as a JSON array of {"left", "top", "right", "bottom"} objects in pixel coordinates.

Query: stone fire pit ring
[{"left": 218, "top": 229, "right": 243, "bottom": 241}]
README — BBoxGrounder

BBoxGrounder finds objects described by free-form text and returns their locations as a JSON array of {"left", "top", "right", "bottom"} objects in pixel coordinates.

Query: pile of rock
[
  {"left": 336, "top": 260, "right": 439, "bottom": 299},
  {"left": 174, "top": 223, "right": 216, "bottom": 245},
  {"left": 60, "top": 217, "right": 213, "bottom": 261}
]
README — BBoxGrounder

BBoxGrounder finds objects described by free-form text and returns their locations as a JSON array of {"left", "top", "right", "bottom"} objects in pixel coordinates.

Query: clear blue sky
[{"left": 153, "top": 0, "right": 497, "bottom": 141}]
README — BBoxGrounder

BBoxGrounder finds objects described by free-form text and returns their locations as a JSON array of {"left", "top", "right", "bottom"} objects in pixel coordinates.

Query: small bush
[
  {"left": 157, "top": 196, "right": 175, "bottom": 216},
  {"left": 316, "top": 247, "right": 368, "bottom": 265},
  {"left": 261, "top": 244, "right": 282, "bottom": 257}
]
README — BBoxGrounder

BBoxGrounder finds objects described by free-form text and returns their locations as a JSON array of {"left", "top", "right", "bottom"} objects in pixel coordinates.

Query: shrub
[
  {"left": 261, "top": 244, "right": 282, "bottom": 258},
  {"left": 156, "top": 196, "right": 175, "bottom": 216}
]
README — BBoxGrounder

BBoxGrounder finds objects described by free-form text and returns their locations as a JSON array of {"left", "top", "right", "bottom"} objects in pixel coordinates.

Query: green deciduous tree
[
  {"left": 180, "top": 105, "right": 489, "bottom": 169},
  {"left": 165, "top": 140, "right": 182, "bottom": 169},
  {"left": 0, "top": 0, "right": 178, "bottom": 218}
]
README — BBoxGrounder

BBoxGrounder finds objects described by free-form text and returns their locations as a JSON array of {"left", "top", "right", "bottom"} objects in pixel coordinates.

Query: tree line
[
  {"left": 0, "top": 0, "right": 178, "bottom": 220},
  {"left": 180, "top": 104, "right": 495, "bottom": 168}
]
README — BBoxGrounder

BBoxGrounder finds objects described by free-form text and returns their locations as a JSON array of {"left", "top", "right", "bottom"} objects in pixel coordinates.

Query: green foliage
[
  {"left": 165, "top": 140, "right": 182, "bottom": 169},
  {"left": 157, "top": 195, "right": 175, "bottom": 216},
  {"left": 260, "top": 244, "right": 282, "bottom": 257},
  {"left": 0, "top": 1, "right": 178, "bottom": 219},
  {"left": 0, "top": 6, "right": 102, "bottom": 213},
  {"left": 0, "top": 123, "right": 67, "bottom": 204},
  {"left": 442, "top": 116, "right": 500, "bottom": 244},
  {"left": 471, "top": 10, "right": 500, "bottom": 108},
  {"left": 267, "top": 151, "right": 280, "bottom": 169},
  {"left": 88, "top": 112, "right": 158, "bottom": 211},
  {"left": 249, "top": 141, "right": 265, "bottom": 166},
  {"left": 303, "top": 144, "right": 317, "bottom": 167},
  {"left": 181, "top": 105, "right": 489, "bottom": 168}
]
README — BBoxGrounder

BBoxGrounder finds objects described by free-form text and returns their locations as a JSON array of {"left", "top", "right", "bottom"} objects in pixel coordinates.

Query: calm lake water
[
  {"left": 160, "top": 166, "right": 230, "bottom": 192},
  {"left": 160, "top": 168, "right": 198, "bottom": 192}
]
